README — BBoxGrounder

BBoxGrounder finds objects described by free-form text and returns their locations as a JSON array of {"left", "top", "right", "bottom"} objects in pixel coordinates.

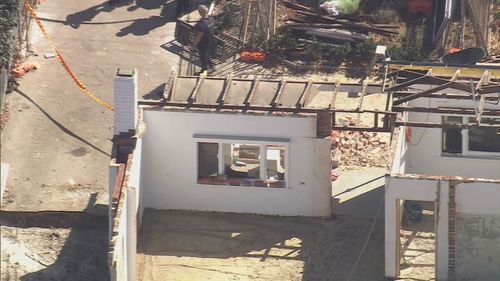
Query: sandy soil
[{"left": 137, "top": 209, "right": 386, "bottom": 281}]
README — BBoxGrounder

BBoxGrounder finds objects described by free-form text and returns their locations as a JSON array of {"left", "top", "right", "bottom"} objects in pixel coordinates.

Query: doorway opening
[{"left": 397, "top": 200, "right": 436, "bottom": 280}]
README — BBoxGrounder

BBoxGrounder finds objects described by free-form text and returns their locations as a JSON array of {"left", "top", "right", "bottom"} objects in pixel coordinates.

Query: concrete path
[{"left": 1, "top": 0, "right": 179, "bottom": 212}]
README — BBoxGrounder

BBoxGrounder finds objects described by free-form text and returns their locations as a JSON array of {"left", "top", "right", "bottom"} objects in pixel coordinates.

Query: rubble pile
[{"left": 331, "top": 130, "right": 389, "bottom": 168}]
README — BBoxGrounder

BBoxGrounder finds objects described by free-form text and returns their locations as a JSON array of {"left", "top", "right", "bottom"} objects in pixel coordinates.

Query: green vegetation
[
  {"left": 387, "top": 45, "right": 423, "bottom": 61},
  {"left": 0, "top": 0, "right": 19, "bottom": 67},
  {"left": 328, "top": 43, "right": 352, "bottom": 64},
  {"left": 352, "top": 38, "right": 376, "bottom": 60},
  {"left": 302, "top": 38, "right": 375, "bottom": 64},
  {"left": 221, "top": 2, "right": 238, "bottom": 28},
  {"left": 266, "top": 27, "right": 298, "bottom": 54},
  {"left": 304, "top": 37, "right": 328, "bottom": 61}
]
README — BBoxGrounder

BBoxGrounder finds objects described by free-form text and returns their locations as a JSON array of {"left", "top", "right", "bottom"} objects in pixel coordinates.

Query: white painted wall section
[
  {"left": 456, "top": 182, "right": 500, "bottom": 216},
  {"left": 385, "top": 178, "right": 449, "bottom": 280},
  {"left": 405, "top": 90, "right": 500, "bottom": 179},
  {"left": 140, "top": 110, "right": 331, "bottom": 217}
]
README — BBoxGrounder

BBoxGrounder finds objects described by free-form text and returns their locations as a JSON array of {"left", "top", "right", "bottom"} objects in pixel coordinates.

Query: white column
[
  {"left": 436, "top": 181, "right": 449, "bottom": 280},
  {"left": 114, "top": 68, "right": 138, "bottom": 135},
  {"left": 385, "top": 183, "right": 397, "bottom": 278},
  {"left": 260, "top": 145, "right": 267, "bottom": 180}
]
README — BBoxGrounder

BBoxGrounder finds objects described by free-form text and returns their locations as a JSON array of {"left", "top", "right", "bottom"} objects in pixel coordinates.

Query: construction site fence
[{"left": 1, "top": 0, "right": 38, "bottom": 107}]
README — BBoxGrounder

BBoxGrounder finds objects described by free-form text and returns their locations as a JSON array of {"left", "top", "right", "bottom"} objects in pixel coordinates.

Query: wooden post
[
  {"left": 460, "top": 0, "right": 466, "bottom": 48},
  {"left": 242, "top": 0, "right": 252, "bottom": 46}
]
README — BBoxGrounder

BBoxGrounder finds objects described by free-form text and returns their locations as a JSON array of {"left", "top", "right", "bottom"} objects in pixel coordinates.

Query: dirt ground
[
  {"left": 1, "top": 0, "right": 180, "bottom": 280},
  {"left": 0, "top": 212, "right": 108, "bottom": 281},
  {"left": 137, "top": 209, "right": 386, "bottom": 281},
  {"left": 1, "top": 0, "right": 180, "bottom": 213},
  {"left": 137, "top": 209, "right": 438, "bottom": 281}
]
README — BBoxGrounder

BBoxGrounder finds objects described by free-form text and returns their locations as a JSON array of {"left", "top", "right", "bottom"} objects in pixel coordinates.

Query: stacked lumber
[{"left": 283, "top": 0, "right": 398, "bottom": 45}]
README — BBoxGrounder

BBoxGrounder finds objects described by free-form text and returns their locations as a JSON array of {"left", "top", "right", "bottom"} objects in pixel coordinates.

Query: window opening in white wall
[
  {"left": 442, "top": 116, "right": 462, "bottom": 154},
  {"left": 442, "top": 116, "right": 500, "bottom": 156},
  {"left": 198, "top": 142, "right": 219, "bottom": 178},
  {"left": 197, "top": 142, "right": 287, "bottom": 188},
  {"left": 266, "top": 145, "right": 285, "bottom": 182},
  {"left": 467, "top": 117, "right": 500, "bottom": 153}
]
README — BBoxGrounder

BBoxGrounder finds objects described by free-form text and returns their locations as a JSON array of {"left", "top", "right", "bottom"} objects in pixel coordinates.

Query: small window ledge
[
  {"left": 197, "top": 177, "right": 287, "bottom": 189},
  {"left": 440, "top": 153, "right": 500, "bottom": 160}
]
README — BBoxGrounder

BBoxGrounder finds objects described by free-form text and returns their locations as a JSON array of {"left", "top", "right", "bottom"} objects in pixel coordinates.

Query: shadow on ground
[
  {"left": 1, "top": 194, "right": 109, "bottom": 281},
  {"left": 65, "top": 0, "right": 135, "bottom": 29},
  {"left": 14, "top": 89, "right": 110, "bottom": 157},
  {"left": 63, "top": 0, "right": 178, "bottom": 36},
  {"left": 138, "top": 209, "right": 386, "bottom": 281}
]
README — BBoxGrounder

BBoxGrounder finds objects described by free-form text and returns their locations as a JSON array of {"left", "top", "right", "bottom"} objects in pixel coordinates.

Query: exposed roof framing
[
  {"left": 389, "top": 68, "right": 499, "bottom": 103},
  {"left": 385, "top": 64, "right": 500, "bottom": 129},
  {"left": 141, "top": 74, "right": 393, "bottom": 132},
  {"left": 140, "top": 66, "right": 499, "bottom": 132}
]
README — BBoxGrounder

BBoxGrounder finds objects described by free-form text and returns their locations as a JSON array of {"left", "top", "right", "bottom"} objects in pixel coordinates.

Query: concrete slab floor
[{"left": 137, "top": 209, "right": 386, "bottom": 281}]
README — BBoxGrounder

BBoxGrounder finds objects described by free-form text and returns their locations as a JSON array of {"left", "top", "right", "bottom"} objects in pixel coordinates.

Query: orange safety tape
[{"left": 24, "top": 1, "right": 114, "bottom": 111}]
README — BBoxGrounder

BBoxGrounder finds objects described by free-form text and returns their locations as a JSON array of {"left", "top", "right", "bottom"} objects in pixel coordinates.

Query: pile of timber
[{"left": 283, "top": 0, "right": 398, "bottom": 44}]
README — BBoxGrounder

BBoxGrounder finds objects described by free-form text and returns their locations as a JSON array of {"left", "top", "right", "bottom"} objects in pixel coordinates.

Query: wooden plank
[
  {"left": 481, "top": 85, "right": 500, "bottom": 94},
  {"left": 217, "top": 74, "right": 233, "bottom": 104},
  {"left": 460, "top": 0, "right": 466, "bottom": 48},
  {"left": 395, "top": 121, "right": 500, "bottom": 129},
  {"left": 298, "top": 80, "right": 313, "bottom": 107},
  {"left": 392, "top": 92, "right": 499, "bottom": 101},
  {"left": 392, "top": 106, "right": 499, "bottom": 116},
  {"left": 242, "top": 0, "right": 252, "bottom": 45},
  {"left": 271, "top": 77, "right": 287, "bottom": 107},
  {"left": 356, "top": 80, "right": 369, "bottom": 123},
  {"left": 138, "top": 99, "right": 396, "bottom": 115},
  {"left": 244, "top": 76, "right": 260, "bottom": 105},
  {"left": 188, "top": 75, "right": 205, "bottom": 103},
  {"left": 356, "top": 80, "right": 369, "bottom": 110},
  {"left": 386, "top": 69, "right": 432, "bottom": 91},
  {"left": 393, "top": 82, "right": 453, "bottom": 105},
  {"left": 283, "top": 0, "right": 312, "bottom": 12},
  {"left": 390, "top": 69, "right": 471, "bottom": 93},
  {"left": 163, "top": 70, "right": 178, "bottom": 101},
  {"left": 475, "top": 70, "right": 490, "bottom": 124},
  {"left": 329, "top": 80, "right": 341, "bottom": 109},
  {"left": 294, "top": 10, "right": 398, "bottom": 35}
]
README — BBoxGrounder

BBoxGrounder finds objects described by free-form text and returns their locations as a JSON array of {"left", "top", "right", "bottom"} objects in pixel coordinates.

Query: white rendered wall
[
  {"left": 140, "top": 110, "right": 331, "bottom": 217},
  {"left": 454, "top": 182, "right": 500, "bottom": 279},
  {"left": 405, "top": 87, "right": 500, "bottom": 179},
  {"left": 385, "top": 178, "right": 500, "bottom": 280},
  {"left": 129, "top": 138, "right": 144, "bottom": 226},
  {"left": 391, "top": 124, "right": 409, "bottom": 174},
  {"left": 109, "top": 139, "right": 142, "bottom": 281},
  {"left": 456, "top": 182, "right": 500, "bottom": 216},
  {"left": 385, "top": 177, "right": 449, "bottom": 280}
]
